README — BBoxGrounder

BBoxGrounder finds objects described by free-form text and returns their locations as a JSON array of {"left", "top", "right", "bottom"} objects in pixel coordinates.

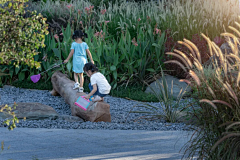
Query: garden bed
[{"left": 0, "top": 86, "right": 195, "bottom": 131}]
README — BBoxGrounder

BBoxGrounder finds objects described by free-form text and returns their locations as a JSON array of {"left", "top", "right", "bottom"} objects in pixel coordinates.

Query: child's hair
[
  {"left": 72, "top": 30, "right": 88, "bottom": 40},
  {"left": 84, "top": 62, "right": 98, "bottom": 73}
]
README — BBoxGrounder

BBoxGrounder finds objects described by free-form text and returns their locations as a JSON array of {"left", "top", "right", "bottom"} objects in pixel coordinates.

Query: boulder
[
  {"left": 204, "top": 41, "right": 239, "bottom": 67},
  {"left": 145, "top": 75, "right": 191, "bottom": 100},
  {"left": 51, "top": 71, "right": 111, "bottom": 122},
  {"left": 220, "top": 41, "right": 240, "bottom": 56},
  {"left": 0, "top": 103, "right": 59, "bottom": 120}
]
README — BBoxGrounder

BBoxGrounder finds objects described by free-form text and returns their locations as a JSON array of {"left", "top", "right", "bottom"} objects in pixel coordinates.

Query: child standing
[
  {"left": 64, "top": 30, "right": 94, "bottom": 92},
  {"left": 83, "top": 62, "right": 111, "bottom": 102}
]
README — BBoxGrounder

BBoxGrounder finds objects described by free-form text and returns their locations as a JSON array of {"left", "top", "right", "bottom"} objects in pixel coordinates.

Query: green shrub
[
  {"left": 0, "top": 0, "right": 48, "bottom": 68},
  {"left": 166, "top": 23, "right": 240, "bottom": 159}
]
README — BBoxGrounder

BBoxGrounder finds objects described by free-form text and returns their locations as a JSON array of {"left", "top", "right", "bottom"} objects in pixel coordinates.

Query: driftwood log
[{"left": 50, "top": 71, "right": 111, "bottom": 122}]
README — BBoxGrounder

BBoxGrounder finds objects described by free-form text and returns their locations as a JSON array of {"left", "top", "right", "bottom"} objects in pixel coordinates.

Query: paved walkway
[{"left": 0, "top": 128, "right": 193, "bottom": 160}]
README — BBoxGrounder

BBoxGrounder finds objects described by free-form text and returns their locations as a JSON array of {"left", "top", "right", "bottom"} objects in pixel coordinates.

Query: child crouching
[{"left": 83, "top": 62, "right": 111, "bottom": 102}]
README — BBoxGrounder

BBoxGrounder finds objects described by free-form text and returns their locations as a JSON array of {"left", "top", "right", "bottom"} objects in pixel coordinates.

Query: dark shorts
[{"left": 88, "top": 83, "right": 107, "bottom": 97}]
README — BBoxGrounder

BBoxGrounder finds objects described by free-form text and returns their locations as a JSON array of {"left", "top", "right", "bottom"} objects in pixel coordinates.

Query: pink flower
[
  {"left": 85, "top": 7, "right": 91, "bottom": 14},
  {"left": 94, "top": 32, "right": 100, "bottom": 37},
  {"left": 60, "top": 33, "right": 63, "bottom": 35},
  {"left": 137, "top": 18, "right": 141, "bottom": 22},
  {"left": 156, "top": 28, "right": 161, "bottom": 34},
  {"left": 66, "top": 4, "right": 73, "bottom": 9},
  {"left": 80, "top": 21, "right": 83, "bottom": 24},
  {"left": 105, "top": 20, "right": 110, "bottom": 25},
  {"left": 90, "top": 5, "right": 94, "bottom": 9},
  {"left": 54, "top": 34, "right": 59, "bottom": 40},
  {"left": 131, "top": 38, "right": 138, "bottom": 46},
  {"left": 101, "top": 9, "right": 107, "bottom": 15},
  {"left": 42, "top": 55, "right": 47, "bottom": 61}
]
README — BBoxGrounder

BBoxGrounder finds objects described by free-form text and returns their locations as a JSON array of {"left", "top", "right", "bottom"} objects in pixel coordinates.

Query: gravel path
[{"left": 0, "top": 86, "right": 194, "bottom": 131}]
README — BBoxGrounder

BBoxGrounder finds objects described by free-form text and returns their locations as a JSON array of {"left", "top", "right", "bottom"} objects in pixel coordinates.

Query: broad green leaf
[
  {"left": 113, "top": 70, "right": 117, "bottom": 80},
  {"left": 146, "top": 68, "right": 156, "bottom": 72},
  {"left": 18, "top": 72, "right": 25, "bottom": 81},
  {"left": 52, "top": 48, "right": 61, "bottom": 59},
  {"left": 66, "top": 62, "right": 72, "bottom": 72},
  {"left": 15, "top": 65, "right": 21, "bottom": 75},
  {"left": 110, "top": 65, "right": 116, "bottom": 71}
]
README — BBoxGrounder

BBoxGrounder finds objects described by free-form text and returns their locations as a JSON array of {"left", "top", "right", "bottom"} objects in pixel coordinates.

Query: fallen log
[{"left": 50, "top": 71, "right": 111, "bottom": 122}]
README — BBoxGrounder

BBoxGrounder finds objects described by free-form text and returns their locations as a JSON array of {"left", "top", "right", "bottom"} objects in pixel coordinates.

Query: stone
[
  {"left": 145, "top": 75, "right": 192, "bottom": 100},
  {"left": 51, "top": 71, "right": 111, "bottom": 122},
  {"left": 204, "top": 40, "right": 239, "bottom": 67},
  {"left": 220, "top": 41, "right": 240, "bottom": 56},
  {"left": 0, "top": 103, "right": 59, "bottom": 120},
  {"left": 57, "top": 115, "right": 84, "bottom": 122}
]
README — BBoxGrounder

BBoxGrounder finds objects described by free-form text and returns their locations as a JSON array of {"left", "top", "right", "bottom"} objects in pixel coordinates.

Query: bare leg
[
  {"left": 79, "top": 73, "right": 84, "bottom": 87},
  {"left": 74, "top": 72, "right": 79, "bottom": 83}
]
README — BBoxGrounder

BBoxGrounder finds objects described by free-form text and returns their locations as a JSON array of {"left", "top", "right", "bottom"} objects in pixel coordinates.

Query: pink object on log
[{"left": 75, "top": 96, "right": 90, "bottom": 111}]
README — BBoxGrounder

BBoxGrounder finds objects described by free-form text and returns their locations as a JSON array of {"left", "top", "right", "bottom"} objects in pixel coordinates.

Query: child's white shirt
[{"left": 90, "top": 72, "right": 111, "bottom": 94}]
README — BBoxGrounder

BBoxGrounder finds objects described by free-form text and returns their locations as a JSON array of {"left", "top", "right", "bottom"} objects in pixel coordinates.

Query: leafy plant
[
  {"left": 165, "top": 21, "right": 240, "bottom": 159},
  {"left": 0, "top": 103, "right": 19, "bottom": 131},
  {"left": 31, "top": 0, "right": 239, "bottom": 41},
  {"left": 130, "top": 68, "right": 187, "bottom": 123},
  {"left": 0, "top": 0, "right": 48, "bottom": 68}
]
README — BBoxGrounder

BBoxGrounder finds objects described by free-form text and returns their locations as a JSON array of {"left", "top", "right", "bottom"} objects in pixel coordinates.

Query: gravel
[{"left": 0, "top": 86, "right": 195, "bottom": 131}]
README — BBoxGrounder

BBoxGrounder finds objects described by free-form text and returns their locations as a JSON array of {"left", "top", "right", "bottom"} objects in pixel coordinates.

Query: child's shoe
[
  {"left": 78, "top": 87, "right": 84, "bottom": 93},
  {"left": 92, "top": 95, "right": 102, "bottom": 102},
  {"left": 73, "top": 82, "right": 79, "bottom": 90}
]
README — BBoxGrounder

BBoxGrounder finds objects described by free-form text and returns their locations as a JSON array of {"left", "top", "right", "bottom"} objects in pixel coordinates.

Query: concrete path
[{"left": 0, "top": 127, "right": 193, "bottom": 160}]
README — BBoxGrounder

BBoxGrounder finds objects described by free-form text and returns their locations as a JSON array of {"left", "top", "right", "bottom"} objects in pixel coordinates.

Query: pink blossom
[
  {"left": 90, "top": 5, "right": 94, "bottom": 9},
  {"left": 94, "top": 32, "right": 100, "bottom": 37},
  {"left": 131, "top": 38, "right": 138, "bottom": 47},
  {"left": 54, "top": 34, "right": 59, "bottom": 40},
  {"left": 101, "top": 9, "right": 107, "bottom": 15},
  {"left": 105, "top": 20, "right": 110, "bottom": 25},
  {"left": 60, "top": 33, "right": 63, "bottom": 35},
  {"left": 66, "top": 4, "right": 73, "bottom": 9},
  {"left": 85, "top": 7, "right": 91, "bottom": 14},
  {"left": 42, "top": 55, "right": 47, "bottom": 61},
  {"left": 80, "top": 21, "right": 83, "bottom": 24},
  {"left": 156, "top": 28, "right": 160, "bottom": 34},
  {"left": 137, "top": 18, "right": 141, "bottom": 22},
  {"left": 95, "top": 30, "right": 105, "bottom": 38}
]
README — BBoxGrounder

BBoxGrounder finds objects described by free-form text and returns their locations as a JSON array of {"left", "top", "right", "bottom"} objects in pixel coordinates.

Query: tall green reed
[{"left": 165, "top": 20, "right": 240, "bottom": 159}]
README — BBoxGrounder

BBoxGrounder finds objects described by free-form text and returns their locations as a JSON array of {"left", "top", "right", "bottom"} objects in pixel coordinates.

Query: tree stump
[{"left": 50, "top": 71, "right": 111, "bottom": 122}]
